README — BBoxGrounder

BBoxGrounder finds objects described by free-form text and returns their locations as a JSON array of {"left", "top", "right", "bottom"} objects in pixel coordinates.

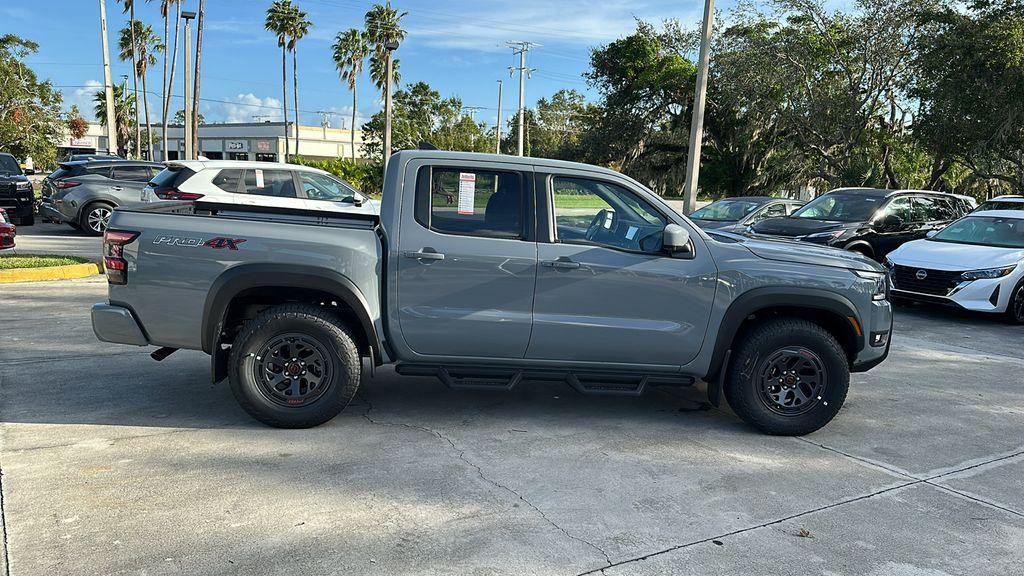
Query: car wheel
[
  {"left": 80, "top": 202, "right": 114, "bottom": 236},
  {"left": 228, "top": 303, "right": 361, "bottom": 428},
  {"left": 724, "top": 318, "right": 850, "bottom": 436},
  {"left": 1005, "top": 279, "right": 1024, "bottom": 325}
]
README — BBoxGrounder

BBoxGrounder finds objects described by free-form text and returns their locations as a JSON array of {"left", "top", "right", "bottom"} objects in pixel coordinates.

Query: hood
[
  {"left": 692, "top": 218, "right": 740, "bottom": 231},
  {"left": 752, "top": 216, "right": 854, "bottom": 237},
  {"left": 736, "top": 233, "right": 883, "bottom": 273},
  {"left": 0, "top": 173, "right": 28, "bottom": 184},
  {"left": 889, "top": 239, "right": 1024, "bottom": 270}
]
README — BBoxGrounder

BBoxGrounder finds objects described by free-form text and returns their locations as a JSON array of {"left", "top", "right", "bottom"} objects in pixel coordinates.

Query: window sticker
[
  {"left": 458, "top": 172, "right": 476, "bottom": 215},
  {"left": 255, "top": 169, "right": 265, "bottom": 188},
  {"left": 626, "top": 226, "right": 639, "bottom": 240}
]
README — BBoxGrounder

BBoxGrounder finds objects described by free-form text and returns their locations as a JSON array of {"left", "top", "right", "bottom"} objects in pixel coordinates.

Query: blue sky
[{"left": 8, "top": 0, "right": 714, "bottom": 130}]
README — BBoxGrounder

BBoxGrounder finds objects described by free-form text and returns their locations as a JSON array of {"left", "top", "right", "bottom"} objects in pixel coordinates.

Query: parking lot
[{"left": 1, "top": 233, "right": 1023, "bottom": 575}]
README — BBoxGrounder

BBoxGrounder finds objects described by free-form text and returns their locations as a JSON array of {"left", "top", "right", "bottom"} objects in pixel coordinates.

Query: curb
[{"left": 0, "top": 262, "right": 103, "bottom": 283}]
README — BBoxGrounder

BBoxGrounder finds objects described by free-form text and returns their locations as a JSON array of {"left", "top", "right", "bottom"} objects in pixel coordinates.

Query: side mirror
[
  {"left": 879, "top": 214, "right": 903, "bottom": 230},
  {"left": 663, "top": 224, "right": 692, "bottom": 255},
  {"left": 926, "top": 229, "right": 938, "bottom": 238},
  {"left": 23, "top": 169, "right": 35, "bottom": 176}
]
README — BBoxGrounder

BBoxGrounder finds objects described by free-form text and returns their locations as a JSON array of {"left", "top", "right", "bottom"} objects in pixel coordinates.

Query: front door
[
  {"left": 526, "top": 173, "right": 718, "bottom": 367},
  {"left": 872, "top": 195, "right": 915, "bottom": 257},
  {"left": 395, "top": 161, "right": 537, "bottom": 359}
]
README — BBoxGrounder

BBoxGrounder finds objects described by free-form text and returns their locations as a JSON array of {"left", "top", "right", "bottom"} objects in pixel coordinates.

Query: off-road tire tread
[
  {"left": 228, "top": 303, "right": 361, "bottom": 428},
  {"left": 724, "top": 318, "right": 849, "bottom": 436}
]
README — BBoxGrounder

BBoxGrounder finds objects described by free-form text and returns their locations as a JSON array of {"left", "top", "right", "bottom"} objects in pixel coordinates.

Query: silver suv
[{"left": 40, "top": 160, "right": 163, "bottom": 235}]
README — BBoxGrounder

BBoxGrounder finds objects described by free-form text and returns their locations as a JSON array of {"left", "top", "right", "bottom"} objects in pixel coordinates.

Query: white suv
[{"left": 141, "top": 160, "right": 376, "bottom": 216}]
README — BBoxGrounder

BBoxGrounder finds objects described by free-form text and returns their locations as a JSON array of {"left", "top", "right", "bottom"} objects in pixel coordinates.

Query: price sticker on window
[
  {"left": 255, "top": 169, "right": 265, "bottom": 188},
  {"left": 458, "top": 172, "right": 475, "bottom": 215}
]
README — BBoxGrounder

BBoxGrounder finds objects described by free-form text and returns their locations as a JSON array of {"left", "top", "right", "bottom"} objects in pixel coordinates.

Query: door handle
[
  {"left": 111, "top": 186, "right": 123, "bottom": 191},
  {"left": 403, "top": 250, "right": 445, "bottom": 261},
  {"left": 541, "top": 258, "right": 580, "bottom": 270}
]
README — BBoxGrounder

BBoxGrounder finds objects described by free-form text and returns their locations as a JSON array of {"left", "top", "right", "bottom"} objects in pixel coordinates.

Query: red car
[{"left": 0, "top": 208, "right": 15, "bottom": 249}]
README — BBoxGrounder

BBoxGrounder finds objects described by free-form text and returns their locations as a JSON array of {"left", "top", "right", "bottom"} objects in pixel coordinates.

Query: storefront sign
[
  {"left": 226, "top": 140, "right": 248, "bottom": 152},
  {"left": 255, "top": 140, "right": 273, "bottom": 153},
  {"left": 70, "top": 137, "right": 93, "bottom": 147}
]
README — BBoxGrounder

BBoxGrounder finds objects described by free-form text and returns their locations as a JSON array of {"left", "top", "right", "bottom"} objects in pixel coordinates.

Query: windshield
[
  {"left": 977, "top": 200, "right": 1024, "bottom": 212},
  {"left": 932, "top": 216, "right": 1024, "bottom": 249},
  {"left": 691, "top": 200, "right": 762, "bottom": 221},
  {"left": 0, "top": 155, "right": 20, "bottom": 174},
  {"left": 792, "top": 194, "right": 883, "bottom": 222}
]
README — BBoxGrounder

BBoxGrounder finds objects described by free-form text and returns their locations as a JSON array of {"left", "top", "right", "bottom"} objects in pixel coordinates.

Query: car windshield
[
  {"left": 931, "top": 216, "right": 1024, "bottom": 249},
  {"left": 0, "top": 156, "right": 20, "bottom": 174},
  {"left": 691, "top": 200, "right": 762, "bottom": 221},
  {"left": 977, "top": 200, "right": 1024, "bottom": 212},
  {"left": 791, "top": 194, "right": 883, "bottom": 222}
]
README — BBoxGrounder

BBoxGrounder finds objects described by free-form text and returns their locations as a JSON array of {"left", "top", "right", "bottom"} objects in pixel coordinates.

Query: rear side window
[
  {"left": 112, "top": 165, "right": 153, "bottom": 182},
  {"left": 913, "top": 196, "right": 955, "bottom": 221},
  {"left": 416, "top": 167, "right": 523, "bottom": 239},
  {"left": 212, "top": 169, "right": 242, "bottom": 193},
  {"left": 242, "top": 169, "right": 296, "bottom": 198},
  {"left": 83, "top": 165, "right": 111, "bottom": 178},
  {"left": 150, "top": 166, "right": 196, "bottom": 188}
]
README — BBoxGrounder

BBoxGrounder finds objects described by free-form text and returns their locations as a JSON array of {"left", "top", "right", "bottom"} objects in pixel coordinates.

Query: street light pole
[
  {"left": 181, "top": 11, "right": 195, "bottom": 161},
  {"left": 682, "top": 0, "right": 715, "bottom": 215},
  {"left": 382, "top": 40, "right": 399, "bottom": 174},
  {"left": 98, "top": 0, "right": 118, "bottom": 156},
  {"left": 495, "top": 79, "right": 503, "bottom": 154}
]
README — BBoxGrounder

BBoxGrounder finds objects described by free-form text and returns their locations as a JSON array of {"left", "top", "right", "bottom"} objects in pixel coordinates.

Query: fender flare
[
  {"left": 705, "top": 287, "right": 862, "bottom": 405},
  {"left": 201, "top": 263, "right": 380, "bottom": 363}
]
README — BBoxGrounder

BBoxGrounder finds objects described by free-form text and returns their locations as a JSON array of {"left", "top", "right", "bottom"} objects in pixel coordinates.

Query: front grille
[
  {"left": 892, "top": 265, "right": 963, "bottom": 296},
  {"left": 0, "top": 183, "right": 15, "bottom": 198}
]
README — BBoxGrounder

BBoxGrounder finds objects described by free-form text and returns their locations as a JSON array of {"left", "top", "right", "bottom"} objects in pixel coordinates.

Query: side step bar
[{"left": 394, "top": 364, "right": 694, "bottom": 396}]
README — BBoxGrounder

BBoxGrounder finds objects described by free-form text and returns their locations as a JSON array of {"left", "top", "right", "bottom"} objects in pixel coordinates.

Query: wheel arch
[
  {"left": 842, "top": 240, "right": 875, "bottom": 259},
  {"left": 705, "top": 287, "right": 863, "bottom": 404},
  {"left": 202, "top": 264, "right": 381, "bottom": 380}
]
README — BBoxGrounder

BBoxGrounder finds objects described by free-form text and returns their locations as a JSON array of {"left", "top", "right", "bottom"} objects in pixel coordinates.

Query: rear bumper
[
  {"left": 92, "top": 303, "right": 149, "bottom": 346},
  {"left": 38, "top": 202, "right": 66, "bottom": 223}
]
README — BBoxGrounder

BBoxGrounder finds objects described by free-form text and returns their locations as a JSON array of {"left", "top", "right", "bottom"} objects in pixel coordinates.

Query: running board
[{"left": 394, "top": 364, "right": 694, "bottom": 395}]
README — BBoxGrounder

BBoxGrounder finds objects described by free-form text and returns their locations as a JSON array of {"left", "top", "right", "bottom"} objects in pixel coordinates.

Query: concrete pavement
[
  {"left": 0, "top": 279, "right": 1022, "bottom": 575},
  {"left": 8, "top": 223, "right": 103, "bottom": 260}
]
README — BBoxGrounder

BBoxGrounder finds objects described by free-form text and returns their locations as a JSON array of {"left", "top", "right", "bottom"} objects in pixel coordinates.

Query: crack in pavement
[
  {"left": 0, "top": 458, "right": 9, "bottom": 576},
  {"left": 359, "top": 399, "right": 614, "bottom": 569}
]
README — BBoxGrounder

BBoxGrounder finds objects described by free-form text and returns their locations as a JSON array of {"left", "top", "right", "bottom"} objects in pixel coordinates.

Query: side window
[
  {"left": 552, "top": 177, "right": 667, "bottom": 254},
  {"left": 299, "top": 172, "right": 359, "bottom": 202},
  {"left": 241, "top": 169, "right": 296, "bottom": 198},
  {"left": 933, "top": 197, "right": 956, "bottom": 220},
  {"left": 418, "top": 167, "right": 523, "bottom": 238},
  {"left": 111, "top": 165, "right": 153, "bottom": 182},
  {"left": 84, "top": 166, "right": 111, "bottom": 178},
  {"left": 880, "top": 196, "right": 911, "bottom": 221},
  {"left": 751, "top": 203, "right": 787, "bottom": 223},
  {"left": 212, "top": 169, "right": 243, "bottom": 193}
]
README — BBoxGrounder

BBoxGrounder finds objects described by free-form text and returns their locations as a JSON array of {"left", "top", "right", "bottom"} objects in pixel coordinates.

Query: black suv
[
  {"left": 0, "top": 152, "right": 35, "bottom": 226},
  {"left": 750, "top": 188, "right": 968, "bottom": 261}
]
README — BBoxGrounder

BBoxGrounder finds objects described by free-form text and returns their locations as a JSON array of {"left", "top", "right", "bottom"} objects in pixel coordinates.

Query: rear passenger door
[
  {"left": 236, "top": 167, "right": 307, "bottom": 211},
  {"left": 913, "top": 195, "right": 957, "bottom": 235},
  {"left": 394, "top": 160, "right": 537, "bottom": 359},
  {"left": 108, "top": 164, "right": 156, "bottom": 206}
]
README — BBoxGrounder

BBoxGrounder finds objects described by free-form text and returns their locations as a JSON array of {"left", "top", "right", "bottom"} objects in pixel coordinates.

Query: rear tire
[
  {"left": 724, "top": 318, "right": 850, "bottom": 436},
  {"left": 80, "top": 202, "right": 114, "bottom": 236},
  {"left": 228, "top": 303, "right": 361, "bottom": 428}
]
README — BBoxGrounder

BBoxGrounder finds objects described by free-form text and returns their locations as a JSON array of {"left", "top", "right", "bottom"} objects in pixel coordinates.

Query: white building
[
  {"left": 154, "top": 121, "right": 367, "bottom": 162},
  {"left": 55, "top": 122, "right": 112, "bottom": 160}
]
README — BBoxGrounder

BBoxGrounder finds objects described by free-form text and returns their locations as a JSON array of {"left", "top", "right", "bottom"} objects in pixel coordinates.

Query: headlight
[
  {"left": 853, "top": 269, "right": 888, "bottom": 301},
  {"left": 804, "top": 230, "right": 845, "bottom": 241},
  {"left": 961, "top": 266, "right": 1016, "bottom": 280},
  {"left": 15, "top": 181, "right": 31, "bottom": 190},
  {"left": 883, "top": 257, "right": 895, "bottom": 270}
]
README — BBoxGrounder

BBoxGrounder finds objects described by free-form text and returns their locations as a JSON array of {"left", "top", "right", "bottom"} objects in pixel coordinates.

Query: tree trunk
[
  {"left": 161, "top": 10, "right": 168, "bottom": 161},
  {"left": 191, "top": 0, "right": 204, "bottom": 156},
  {"left": 142, "top": 65, "right": 153, "bottom": 159},
  {"left": 281, "top": 44, "right": 289, "bottom": 161},
  {"left": 351, "top": 82, "right": 357, "bottom": 161},
  {"left": 292, "top": 47, "right": 299, "bottom": 158},
  {"left": 129, "top": 5, "right": 140, "bottom": 159},
  {"left": 163, "top": 2, "right": 180, "bottom": 160}
]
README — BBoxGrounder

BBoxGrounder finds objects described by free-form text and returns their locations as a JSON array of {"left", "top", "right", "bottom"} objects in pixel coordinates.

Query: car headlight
[
  {"left": 15, "top": 181, "right": 32, "bottom": 190},
  {"left": 804, "top": 229, "right": 846, "bottom": 242},
  {"left": 961, "top": 265, "right": 1016, "bottom": 280},
  {"left": 853, "top": 269, "right": 888, "bottom": 301}
]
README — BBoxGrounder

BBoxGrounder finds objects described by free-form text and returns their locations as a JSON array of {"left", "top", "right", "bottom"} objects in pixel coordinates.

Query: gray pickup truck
[{"left": 92, "top": 151, "right": 892, "bottom": 435}]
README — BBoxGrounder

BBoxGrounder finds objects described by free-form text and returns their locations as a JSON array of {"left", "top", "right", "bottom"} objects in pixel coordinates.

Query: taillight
[
  {"left": 55, "top": 180, "right": 81, "bottom": 189},
  {"left": 103, "top": 229, "right": 140, "bottom": 285},
  {"left": 153, "top": 186, "right": 204, "bottom": 201}
]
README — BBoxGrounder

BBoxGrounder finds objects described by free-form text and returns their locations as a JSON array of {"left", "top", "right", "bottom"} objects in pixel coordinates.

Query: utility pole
[
  {"left": 316, "top": 110, "right": 331, "bottom": 139},
  {"left": 181, "top": 10, "right": 196, "bottom": 161},
  {"left": 506, "top": 41, "right": 538, "bottom": 157},
  {"left": 682, "top": 0, "right": 715, "bottom": 215},
  {"left": 98, "top": 0, "right": 118, "bottom": 156},
  {"left": 495, "top": 79, "right": 503, "bottom": 155},
  {"left": 383, "top": 40, "right": 399, "bottom": 174}
]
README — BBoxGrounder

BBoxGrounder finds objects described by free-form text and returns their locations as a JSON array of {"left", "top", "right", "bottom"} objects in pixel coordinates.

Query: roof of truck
[{"left": 391, "top": 149, "right": 639, "bottom": 179}]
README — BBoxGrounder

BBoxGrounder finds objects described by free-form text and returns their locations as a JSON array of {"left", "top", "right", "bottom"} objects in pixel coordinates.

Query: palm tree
[
  {"left": 368, "top": 51, "right": 400, "bottom": 95},
  {"left": 364, "top": 2, "right": 407, "bottom": 103},
  {"left": 119, "top": 0, "right": 141, "bottom": 158},
  {"left": 332, "top": 28, "right": 368, "bottom": 161},
  {"left": 154, "top": 0, "right": 180, "bottom": 161},
  {"left": 287, "top": 4, "right": 311, "bottom": 157},
  {"left": 191, "top": 0, "right": 205, "bottom": 156},
  {"left": 119, "top": 21, "right": 162, "bottom": 160},
  {"left": 265, "top": 0, "right": 294, "bottom": 160},
  {"left": 94, "top": 84, "right": 136, "bottom": 157}
]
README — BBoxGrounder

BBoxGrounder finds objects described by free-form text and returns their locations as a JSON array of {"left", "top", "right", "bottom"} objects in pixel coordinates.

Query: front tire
[
  {"left": 1005, "top": 279, "right": 1024, "bottom": 325},
  {"left": 228, "top": 304, "right": 361, "bottom": 428},
  {"left": 724, "top": 318, "right": 850, "bottom": 436}
]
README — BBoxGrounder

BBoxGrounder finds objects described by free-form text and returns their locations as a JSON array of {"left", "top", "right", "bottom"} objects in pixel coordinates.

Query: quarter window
[
  {"left": 418, "top": 167, "right": 523, "bottom": 238},
  {"left": 112, "top": 165, "right": 153, "bottom": 182},
  {"left": 241, "top": 169, "right": 296, "bottom": 198},
  {"left": 552, "top": 177, "right": 667, "bottom": 254},
  {"left": 212, "top": 169, "right": 243, "bottom": 193}
]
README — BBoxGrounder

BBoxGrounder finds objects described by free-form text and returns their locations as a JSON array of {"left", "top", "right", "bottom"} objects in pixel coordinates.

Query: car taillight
[
  {"left": 55, "top": 181, "right": 81, "bottom": 189},
  {"left": 153, "top": 186, "right": 204, "bottom": 201},
  {"left": 103, "top": 229, "right": 140, "bottom": 285}
]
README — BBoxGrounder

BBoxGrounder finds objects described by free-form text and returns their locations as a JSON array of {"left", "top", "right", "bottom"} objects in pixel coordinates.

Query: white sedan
[{"left": 886, "top": 210, "right": 1024, "bottom": 323}]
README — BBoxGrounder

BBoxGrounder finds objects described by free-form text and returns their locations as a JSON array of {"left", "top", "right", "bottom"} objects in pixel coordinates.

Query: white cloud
[
  {"left": 63, "top": 80, "right": 104, "bottom": 117},
  {"left": 202, "top": 93, "right": 285, "bottom": 123}
]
